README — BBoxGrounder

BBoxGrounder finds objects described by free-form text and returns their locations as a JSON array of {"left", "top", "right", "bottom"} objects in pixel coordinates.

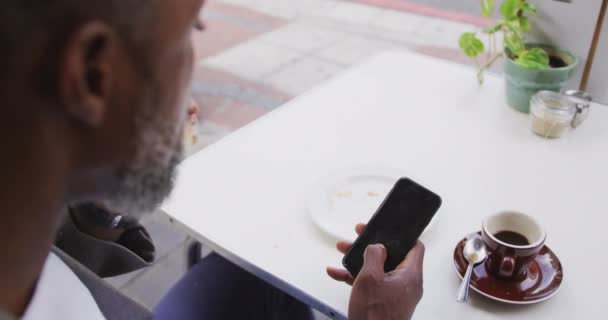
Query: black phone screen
[{"left": 342, "top": 178, "right": 442, "bottom": 276}]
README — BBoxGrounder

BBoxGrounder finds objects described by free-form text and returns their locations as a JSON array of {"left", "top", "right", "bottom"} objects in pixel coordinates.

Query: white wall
[
  {"left": 527, "top": 0, "right": 604, "bottom": 93},
  {"left": 588, "top": 7, "right": 607, "bottom": 103}
]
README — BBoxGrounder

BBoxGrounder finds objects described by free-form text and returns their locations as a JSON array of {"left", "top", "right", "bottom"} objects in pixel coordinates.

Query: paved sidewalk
[
  {"left": 189, "top": 0, "right": 488, "bottom": 149},
  {"left": 109, "top": 0, "right": 492, "bottom": 317}
]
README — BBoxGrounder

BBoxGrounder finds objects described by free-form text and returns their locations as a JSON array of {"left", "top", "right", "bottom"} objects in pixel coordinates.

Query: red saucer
[{"left": 453, "top": 232, "right": 563, "bottom": 304}]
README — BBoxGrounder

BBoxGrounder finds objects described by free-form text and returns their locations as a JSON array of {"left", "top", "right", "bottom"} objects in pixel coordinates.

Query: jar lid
[{"left": 531, "top": 91, "right": 575, "bottom": 117}]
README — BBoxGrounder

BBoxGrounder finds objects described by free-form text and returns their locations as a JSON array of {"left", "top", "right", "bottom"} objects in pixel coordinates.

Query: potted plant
[{"left": 458, "top": 0, "right": 578, "bottom": 113}]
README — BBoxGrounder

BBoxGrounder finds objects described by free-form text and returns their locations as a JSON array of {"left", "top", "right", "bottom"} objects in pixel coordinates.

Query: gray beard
[{"left": 103, "top": 106, "right": 184, "bottom": 219}]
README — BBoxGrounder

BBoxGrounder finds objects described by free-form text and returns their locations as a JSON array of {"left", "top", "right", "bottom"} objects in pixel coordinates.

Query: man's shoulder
[{"left": 22, "top": 251, "right": 106, "bottom": 320}]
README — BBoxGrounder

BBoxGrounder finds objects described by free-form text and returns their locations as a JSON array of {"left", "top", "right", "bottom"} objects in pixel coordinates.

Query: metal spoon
[{"left": 456, "top": 237, "right": 487, "bottom": 303}]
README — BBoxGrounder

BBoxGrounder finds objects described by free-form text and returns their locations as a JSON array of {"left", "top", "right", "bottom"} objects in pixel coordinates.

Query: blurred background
[{"left": 108, "top": 1, "right": 607, "bottom": 317}]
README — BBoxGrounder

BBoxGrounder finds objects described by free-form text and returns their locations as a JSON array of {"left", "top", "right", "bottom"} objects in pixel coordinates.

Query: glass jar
[{"left": 530, "top": 91, "right": 576, "bottom": 139}]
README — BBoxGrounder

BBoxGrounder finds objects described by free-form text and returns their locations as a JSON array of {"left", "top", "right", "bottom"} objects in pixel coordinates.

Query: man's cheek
[
  {"left": 175, "top": 52, "right": 195, "bottom": 122},
  {"left": 168, "top": 72, "right": 191, "bottom": 129}
]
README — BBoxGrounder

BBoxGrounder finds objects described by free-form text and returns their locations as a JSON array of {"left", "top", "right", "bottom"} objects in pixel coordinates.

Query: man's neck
[{"left": 0, "top": 123, "right": 69, "bottom": 316}]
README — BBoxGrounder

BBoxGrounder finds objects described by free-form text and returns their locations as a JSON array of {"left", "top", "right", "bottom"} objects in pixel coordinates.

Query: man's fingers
[
  {"left": 331, "top": 224, "right": 369, "bottom": 285},
  {"left": 355, "top": 223, "right": 366, "bottom": 235},
  {"left": 326, "top": 267, "right": 355, "bottom": 286},
  {"left": 360, "top": 244, "right": 387, "bottom": 276},
  {"left": 336, "top": 224, "right": 366, "bottom": 255},
  {"left": 395, "top": 241, "right": 425, "bottom": 272},
  {"left": 336, "top": 241, "right": 352, "bottom": 255}
]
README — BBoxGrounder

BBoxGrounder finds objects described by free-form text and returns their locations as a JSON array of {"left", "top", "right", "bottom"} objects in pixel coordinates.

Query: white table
[{"left": 163, "top": 51, "right": 608, "bottom": 319}]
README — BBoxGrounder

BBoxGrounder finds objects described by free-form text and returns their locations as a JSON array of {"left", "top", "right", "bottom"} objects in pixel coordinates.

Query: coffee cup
[{"left": 482, "top": 211, "right": 546, "bottom": 280}]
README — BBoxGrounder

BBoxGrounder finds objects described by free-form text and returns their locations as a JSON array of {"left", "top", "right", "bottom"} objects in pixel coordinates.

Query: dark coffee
[{"left": 493, "top": 230, "right": 530, "bottom": 246}]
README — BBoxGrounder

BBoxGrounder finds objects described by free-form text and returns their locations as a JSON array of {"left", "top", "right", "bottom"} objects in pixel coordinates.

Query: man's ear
[{"left": 59, "top": 22, "right": 118, "bottom": 127}]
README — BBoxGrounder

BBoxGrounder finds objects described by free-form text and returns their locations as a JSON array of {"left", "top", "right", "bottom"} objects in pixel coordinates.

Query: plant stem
[
  {"left": 487, "top": 34, "right": 492, "bottom": 62},
  {"left": 492, "top": 33, "right": 498, "bottom": 57},
  {"left": 476, "top": 53, "right": 503, "bottom": 84},
  {"left": 474, "top": 58, "right": 483, "bottom": 84},
  {"left": 483, "top": 53, "right": 503, "bottom": 70}
]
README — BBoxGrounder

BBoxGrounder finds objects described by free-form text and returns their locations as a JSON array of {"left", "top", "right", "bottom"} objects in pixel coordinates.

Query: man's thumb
[{"left": 361, "top": 244, "right": 387, "bottom": 275}]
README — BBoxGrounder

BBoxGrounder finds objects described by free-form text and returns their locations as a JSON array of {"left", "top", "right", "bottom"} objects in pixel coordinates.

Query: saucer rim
[
  {"left": 453, "top": 235, "right": 563, "bottom": 305},
  {"left": 452, "top": 265, "right": 562, "bottom": 305}
]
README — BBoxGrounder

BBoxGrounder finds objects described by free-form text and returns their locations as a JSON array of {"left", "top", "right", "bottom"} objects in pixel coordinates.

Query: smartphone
[{"left": 342, "top": 178, "right": 442, "bottom": 277}]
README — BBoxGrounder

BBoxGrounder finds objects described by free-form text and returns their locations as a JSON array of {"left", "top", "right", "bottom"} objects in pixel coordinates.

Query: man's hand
[{"left": 326, "top": 224, "right": 425, "bottom": 320}]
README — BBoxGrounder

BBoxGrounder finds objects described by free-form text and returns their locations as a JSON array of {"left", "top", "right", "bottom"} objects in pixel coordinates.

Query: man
[{"left": 0, "top": 0, "right": 425, "bottom": 319}]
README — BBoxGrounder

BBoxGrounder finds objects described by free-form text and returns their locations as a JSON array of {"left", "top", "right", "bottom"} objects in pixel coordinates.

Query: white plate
[{"left": 307, "top": 166, "right": 437, "bottom": 242}]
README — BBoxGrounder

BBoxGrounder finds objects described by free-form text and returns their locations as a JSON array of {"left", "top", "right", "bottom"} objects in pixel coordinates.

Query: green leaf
[
  {"left": 521, "top": 3, "right": 537, "bottom": 15},
  {"left": 500, "top": 0, "right": 520, "bottom": 20},
  {"left": 516, "top": 48, "right": 550, "bottom": 69},
  {"left": 481, "top": 0, "right": 496, "bottom": 17},
  {"left": 505, "top": 17, "right": 530, "bottom": 34},
  {"left": 459, "top": 32, "right": 485, "bottom": 57},
  {"left": 505, "top": 32, "right": 525, "bottom": 56},
  {"left": 483, "top": 22, "right": 503, "bottom": 34},
  {"left": 503, "top": 20, "right": 521, "bottom": 33},
  {"left": 518, "top": 16, "right": 531, "bottom": 32}
]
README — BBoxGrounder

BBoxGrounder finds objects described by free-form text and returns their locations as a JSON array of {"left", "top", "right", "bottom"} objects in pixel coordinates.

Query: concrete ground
[
  {"left": 186, "top": 0, "right": 491, "bottom": 151},
  {"left": 378, "top": 0, "right": 483, "bottom": 15},
  {"left": 106, "top": 0, "right": 496, "bottom": 317}
]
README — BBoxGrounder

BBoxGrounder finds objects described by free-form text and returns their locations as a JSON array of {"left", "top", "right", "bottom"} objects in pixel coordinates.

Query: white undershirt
[{"left": 22, "top": 253, "right": 105, "bottom": 320}]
